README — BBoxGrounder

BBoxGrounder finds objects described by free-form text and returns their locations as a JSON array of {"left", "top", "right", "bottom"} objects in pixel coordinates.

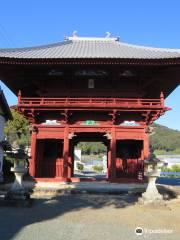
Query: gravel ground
[{"left": 0, "top": 194, "right": 180, "bottom": 240}]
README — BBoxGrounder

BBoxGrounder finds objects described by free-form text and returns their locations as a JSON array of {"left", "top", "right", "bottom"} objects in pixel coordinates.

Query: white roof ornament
[
  {"left": 64, "top": 35, "right": 68, "bottom": 41},
  {"left": 72, "top": 30, "right": 78, "bottom": 38},
  {"left": 68, "top": 36, "right": 118, "bottom": 42},
  {"left": 105, "top": 32, "right": 111, "bottom": 38}
]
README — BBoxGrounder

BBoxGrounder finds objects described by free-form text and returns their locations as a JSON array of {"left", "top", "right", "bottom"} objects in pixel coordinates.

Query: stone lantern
[
  {"left": 139, "top": 148, "right": 164, "bottom": 204},
  {"left": 5, "top": 148, "right": 31, "bottom": 206}
]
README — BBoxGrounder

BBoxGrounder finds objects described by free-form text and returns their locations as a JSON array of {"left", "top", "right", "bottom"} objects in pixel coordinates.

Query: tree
[
  {"left": 150, "top": 123, "right": 180, "bottom": 153},
  {"left": 4, "top": 109, "right": 30, "bottom": 148},
  {"left": 76, "top": 142, "right": 106, "bottom": 155}
]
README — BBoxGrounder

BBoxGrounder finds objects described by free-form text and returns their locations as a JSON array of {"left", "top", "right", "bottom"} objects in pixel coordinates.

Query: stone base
[
  {"left": 138, "top": 192, "right": 165, "bottom": 206},
  {"left": 3, "top": 190, "right": 32, "bottom": 207},
  {"left": 138, "top": 197, "right": 164, "bottom": 205}
]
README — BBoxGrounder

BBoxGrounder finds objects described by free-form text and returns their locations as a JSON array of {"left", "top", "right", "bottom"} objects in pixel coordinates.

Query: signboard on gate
[{"left": 81, "top": 120, "right": 99, "bottom": 126}]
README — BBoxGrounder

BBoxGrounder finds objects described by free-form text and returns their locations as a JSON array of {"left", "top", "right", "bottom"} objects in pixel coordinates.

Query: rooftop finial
[
  {"left": 64, "top": 35, "right": 68, "bottom": 41},
  {"left": 105, "top": 32, "right": 111, "bottom": 38},
  {"left": 72, "top": 30, "right": 78, "bottom": 37}
]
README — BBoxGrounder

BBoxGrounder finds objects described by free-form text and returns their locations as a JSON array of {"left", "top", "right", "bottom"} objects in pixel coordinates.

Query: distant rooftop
[{"left": 0, "top": 32, "right": 180, "bottom": 59}]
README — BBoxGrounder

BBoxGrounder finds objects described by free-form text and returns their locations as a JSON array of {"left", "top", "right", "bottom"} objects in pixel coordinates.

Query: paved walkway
[
  {"left": 1, "top": 180, "right": 180, "bottom": 197},
  {"left": 0, "top": 194, "right": 180, "bottom": 240},
  {"left": 0, "top": 180, "right": 147, "bottom": 192}
]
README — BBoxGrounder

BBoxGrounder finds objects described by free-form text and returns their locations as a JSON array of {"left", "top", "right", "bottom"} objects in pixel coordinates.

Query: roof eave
[{"left": 0, "top": 57, "right": 180, "bottom": 66}]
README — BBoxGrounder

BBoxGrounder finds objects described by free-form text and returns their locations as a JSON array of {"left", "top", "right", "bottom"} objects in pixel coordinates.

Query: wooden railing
[{"left": 18, "top": 96, "right": 164, "bottom": 109}]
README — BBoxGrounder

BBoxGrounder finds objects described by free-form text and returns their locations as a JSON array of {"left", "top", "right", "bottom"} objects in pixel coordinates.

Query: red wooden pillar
[
  {"left": 63, "top": 125, "right": 69, "bottom": 180},
  {"left": 141, "top": 131, "right": 150, "bottom": 179},
  {"left": 107, "top": 145, "right": 111, "bottom": 179},
  {"left": 109, "top": 127, "right": 117, "bottom": 181},
  {"left": 29, "top": 128, "right": 37, "bottom": 177},
  {"left": 67, "top": 141, "right": 73, "bottom": 179},
  {"left": 143, "top": 132, "right": 150, "bottom": 159}
]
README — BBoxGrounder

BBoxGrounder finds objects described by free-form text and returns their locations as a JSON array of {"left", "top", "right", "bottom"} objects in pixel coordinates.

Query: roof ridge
[{"left": 67, "top": 36, "right": 119, "bottom": 42}]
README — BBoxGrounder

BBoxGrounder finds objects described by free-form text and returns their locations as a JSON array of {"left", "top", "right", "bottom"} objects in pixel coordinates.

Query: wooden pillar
[
  {"left": 160, "top": 91, "right": 164, "bottom": 107},
  {"left": 109, "top": 127, "right": 116, "bottom": 181},
  {"left": 67, "top": 141, "right": 73, "bottom": 179},
  {"left": 107, "top": 145, "right": 111, "bottom": 179},
  {"left": 71, "top": 143, "right": 75, "bottom": 178},
  {"left": 17, "top": 90, "right": 21, "bottom": 104},
  {"left": 29, "top": 127, "right": 37, "bottom": 177},
  {"left": 63, "top": 125, "right": 69, "bottom": 179},
  {"left": 143, "top": 132, "right": 150, "bottom": 159}
]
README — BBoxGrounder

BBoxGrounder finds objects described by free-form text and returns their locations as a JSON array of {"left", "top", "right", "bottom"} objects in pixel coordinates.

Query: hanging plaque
[{"left": 81, "top": 120, "right": 99, "bottom": 126}]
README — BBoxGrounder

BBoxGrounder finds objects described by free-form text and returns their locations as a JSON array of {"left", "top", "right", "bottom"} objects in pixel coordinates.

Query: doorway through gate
[
  {"left": 72, "top": 132, "right": 108, "bottom": 181},
  {"left": 33, "top": 134, "right": 144, "bottom": 182}
]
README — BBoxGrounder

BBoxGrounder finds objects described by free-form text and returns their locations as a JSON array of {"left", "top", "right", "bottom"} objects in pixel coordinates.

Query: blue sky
[{"left": 0, "top": 0, "right": 180, "bottom": 130}]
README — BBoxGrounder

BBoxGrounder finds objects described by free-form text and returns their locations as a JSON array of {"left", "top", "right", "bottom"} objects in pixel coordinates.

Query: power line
[{"left": 0, "top": 23, "right": 16, "bottom": 48}]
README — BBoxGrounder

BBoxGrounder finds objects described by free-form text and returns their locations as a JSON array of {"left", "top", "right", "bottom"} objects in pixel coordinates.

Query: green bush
[
  {"left": 171, "top": 164, "right": 180, "bottom": 172},
  {"left": 76, "top": 162, "right": 84, "bottom": 171},
  {"left": 161, "top": 164, "right": 180, "bottom": 178},
  {"left": 154, "top": 149, "right": 167, "bottom": 155},
  {"left": 174, "top": 148, "right": 180, "bottom": 154},
  {"left": 92, "top": 165, "right": 103, "bottom": 172},
  {"left": 162, "top": 164, "right": 180, "bottom": 173}
]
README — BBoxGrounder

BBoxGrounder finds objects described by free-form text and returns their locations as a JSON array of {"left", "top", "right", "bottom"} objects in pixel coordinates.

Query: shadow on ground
[{"left": 0, "top": 192, "right": 139, "bottom": 240}]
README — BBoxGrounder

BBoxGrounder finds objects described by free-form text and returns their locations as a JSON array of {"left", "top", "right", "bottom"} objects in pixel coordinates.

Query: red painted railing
[{"left": 18, "top": 96, "right": 164, "bottom": 109}]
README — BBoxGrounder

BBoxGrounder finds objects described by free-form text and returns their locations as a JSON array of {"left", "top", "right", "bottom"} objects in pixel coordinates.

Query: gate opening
[{"left": 71, "top": 131, "right": 109, "bottom": 181}]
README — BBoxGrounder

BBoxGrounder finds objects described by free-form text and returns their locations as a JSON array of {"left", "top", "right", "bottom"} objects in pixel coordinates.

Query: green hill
[{"left": 150, "top": 124, "right": 180, "bottom": 154}]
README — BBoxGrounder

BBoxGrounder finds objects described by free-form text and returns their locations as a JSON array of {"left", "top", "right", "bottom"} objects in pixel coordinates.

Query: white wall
[{"left": 74, "top": 149, "right": 81, "bottom": 161}]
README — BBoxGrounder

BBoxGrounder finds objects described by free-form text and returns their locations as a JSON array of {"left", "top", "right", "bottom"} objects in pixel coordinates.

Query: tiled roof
[{"left": 0, "top": 36, "right": 180, "bottom": 59}]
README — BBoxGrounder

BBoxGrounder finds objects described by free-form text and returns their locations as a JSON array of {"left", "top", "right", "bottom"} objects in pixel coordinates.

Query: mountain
[{"left": 150, "top": 124, "right": 180, "bottom": 154}]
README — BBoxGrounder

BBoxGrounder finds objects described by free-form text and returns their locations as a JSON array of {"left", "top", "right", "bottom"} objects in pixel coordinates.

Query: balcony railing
[{"left": 18, "top": 96, "right": 165, "bottom": 109}]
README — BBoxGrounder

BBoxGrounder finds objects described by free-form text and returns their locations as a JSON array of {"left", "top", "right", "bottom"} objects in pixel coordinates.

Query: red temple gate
[
  {"left": 0, "top": 34, "right": 179, "bottom": 182},
  {"left": 18, "top": 94, "right": 166, "bottom": 182}
]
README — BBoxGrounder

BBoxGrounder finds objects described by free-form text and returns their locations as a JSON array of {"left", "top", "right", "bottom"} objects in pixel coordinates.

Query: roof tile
[{"left": 0, "top": 37, "right": 180, "bottom": 59}]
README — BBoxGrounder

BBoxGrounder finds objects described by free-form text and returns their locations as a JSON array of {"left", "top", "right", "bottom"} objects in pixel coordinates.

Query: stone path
[{"left": 0, "top": 194, "right": 180, "bottom": 240}]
